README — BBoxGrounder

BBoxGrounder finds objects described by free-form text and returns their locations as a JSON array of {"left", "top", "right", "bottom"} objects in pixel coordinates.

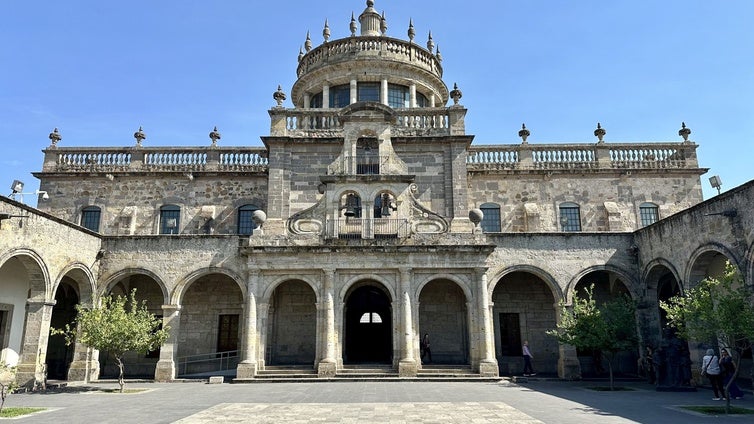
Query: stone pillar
[
  {"left": 398, "top": 268, "right": 417, "bottom": 377},
  {"left": 318, "top": 268, "right": 337, "bottom": 377},
  {"left": 429, "top": 94, "right": 435, "bottom": 107},
  {"left": 154, "top": 304, "right": 181, "bottom": 381},
  {"left": 303, "top": 93, "right": 310, "bottom": 108},
  {"left": 322, "top": 85, "right": 330, "bottom": 109},
  {"left": 380, "top": 79, "right": 388, "bottom": 106},
  {"left": 409, "top": 83, "right": 417, "bottom": 108},
  {"left": 237, "top": 271, "right": 259, "bottom": 379},
  {"left": 556, "top": 303, "right": 582, "bottom": 379},
  {"left": 66, "top": 340, "right": 99, "bottom": 382},
  {"left": 350, "top": 79, "right": 358, "bottom": 104},
  {"left": 477, "top": 269, "right": 498, "bottom": 377},
  {"left": 15, "top": 300, "right": 54, "bottom": 388}
]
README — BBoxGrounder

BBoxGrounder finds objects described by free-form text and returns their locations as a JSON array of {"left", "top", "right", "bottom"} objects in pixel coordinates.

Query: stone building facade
[{"left": 1, "top": 1, "right": 752, "bottom": 387}]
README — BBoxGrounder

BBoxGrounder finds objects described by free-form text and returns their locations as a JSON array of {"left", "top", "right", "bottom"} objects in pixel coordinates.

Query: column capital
[{"left": 161, "top": 304, "right": 181, "bottom": 313}]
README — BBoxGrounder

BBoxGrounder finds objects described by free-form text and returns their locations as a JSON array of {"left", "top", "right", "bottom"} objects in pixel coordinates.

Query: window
[
  {"left": 388, "top": 84, "right": 409, "bottom": 108},
  {"left": 559, "top": 202, "right": 581, "bottom": 232},
  {"left": 357, "top": 82, "right": 379, "bottom": 102},
  {"left": 237, "top": 204, "right": 259, "bottom": 235},
  {"left": 329, "top": 84, "right": 350, "bottom": 108},
  {"left": 359, "top": 312, "right": 383, "bottom": 324},
  {"left": 416, "top": 92, "right": 429, "bottom": 107},
  {"left": 159, "top": 205, "right": 181, "bottom": 234},
  {"left": 309, "top": 92, "right": 323, "bottom": 108},
  {"left": 80, "top": 206, "right": 101, "bottom": 232},
  {"left": 356, "top": 137, "right": 379, "bottom": 175},
  {"left": 480, "top": 203, "right": 501, "bottom": 233},
  {"left": 639, "top": 202, "right": 659, "bottom": 227}
]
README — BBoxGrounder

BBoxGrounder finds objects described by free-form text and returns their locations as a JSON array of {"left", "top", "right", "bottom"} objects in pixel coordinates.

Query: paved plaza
[{"left": 4, "top": 379, "right": 752, "bottom": 423}]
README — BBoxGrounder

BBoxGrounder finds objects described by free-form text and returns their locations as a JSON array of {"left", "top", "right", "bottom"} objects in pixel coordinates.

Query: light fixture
[
  {"left": 0, "top": 213, "right": 29, "bottom": 229},
  {"left": 7, "top": 180, "right": 49, "bottom": 203},
  {"left": 709, "top": 175, "right": 722, "bottom": 195}
]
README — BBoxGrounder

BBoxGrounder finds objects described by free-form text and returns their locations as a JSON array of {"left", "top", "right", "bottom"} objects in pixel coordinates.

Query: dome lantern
[{"left": 359, "top": 0, "right": 382, "bottom": 36}]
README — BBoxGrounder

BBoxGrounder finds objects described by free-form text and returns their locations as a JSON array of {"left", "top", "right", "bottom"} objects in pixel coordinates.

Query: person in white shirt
[{"left": 523, "top": 340, "right": 535, "bottom": 376}]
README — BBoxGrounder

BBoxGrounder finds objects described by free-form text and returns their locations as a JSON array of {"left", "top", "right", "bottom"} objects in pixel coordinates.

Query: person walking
[
  {"left": 720, "top": 349, "right": 744, "bottom": 399},
  {"left": 701, "top": 348, "right": 725, "bottom": 400},
  {"left": 420, "top": 333, "right": 432, "bottom": 364},
  {"left": 523, "top": 340, "right": 535, "bottom": 376}
]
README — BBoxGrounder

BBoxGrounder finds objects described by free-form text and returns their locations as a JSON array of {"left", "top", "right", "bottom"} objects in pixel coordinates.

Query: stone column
[
  {"left": 154, "top": 304, "right": 181, "bottom": 381},
  {"left": 380, "top": 78, "right": 388, "bottom": 106},
  {"left": 398, "top": 268, "right": 417, "bottom": 377},
  {"left": 555, "top": 303, "right": 581, "bottom": 379},
  {"left": 350, "top": 79, "right": 358, "bottom": 104},
  {"left": 15, "top": 300, "right": 54, "bottom": 388},
  {"left": 477, "top": 269, "right": 498, "bottom": 377},
  {"left": 322, "top": 85, "right": 330, "bottom": 109},
  {"left": 409, "top": 83, "right": 417, "bottom": 108},
  {"left": 66, "top": 335, "right": 99, "bottom": 382},
  {"left": 237, "top": 271, "right": 259, "bottom": 379},
  {"left": 318, "top": 268, "right": 337, "bottom": 377}
]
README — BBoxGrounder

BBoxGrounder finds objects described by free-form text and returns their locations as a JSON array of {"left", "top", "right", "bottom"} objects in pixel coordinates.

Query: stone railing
[
  {"left": 269, "top": 107, "right": 462, "bottom": 137},
  {"left": 297, "top": 36, "right": 442, "bottom": 79},
  {"left": 42, "top": 147, "right": 268, "bottom": 173},
  {"left": 467, "top": 142, "right": 699, "bottom": 171}
]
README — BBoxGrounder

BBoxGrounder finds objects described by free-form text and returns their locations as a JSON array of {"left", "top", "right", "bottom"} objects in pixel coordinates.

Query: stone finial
[
  {"left": 407, "top": 19, "right": 415, "bottom": 42},
  {"left": 273, "top": 85, "right": 287, "bottom": 107},
  {"left": 350, "top": 13, "right": 357, "bottom": 36},
  {"left": 380, "top": 11, "right": 387, "bottom": 35},
  {"left": 367, "top": 0, "right": 374, "bottom": 7},
  {"left": 134, "top": 126, "right": 146, "bottom": 147},
  {"left": 48, "top": 127, "right": 61, "bottom": 148},
  {"left": 678, "top": 122, "right": 691, "bottom": 142},
  {"left": 518, "top": 123, "right": 530, "bottom": 144},
  {"left": 304, "top": 31, "right": 312, "bottom": 52},
  {"left": 436, "top": 45, "right": 442, "bottom": 62},
  {"left": 427, "top": 31, "right": 434, "bottom": 53},
  {"left": 323, "top": 19, "right": 330, "bottom": 42},
  {"left": 594, "top": 122, "right": 606, "bottom": 143},
  {"left": 209, "top": 126, "right": 221, "bottom": 146},
  {"left": 298, "top": 46, "right": 304, "bottom": 62},
  {"left": 449, "top": 83, "right": 463, "bottom": 105}
]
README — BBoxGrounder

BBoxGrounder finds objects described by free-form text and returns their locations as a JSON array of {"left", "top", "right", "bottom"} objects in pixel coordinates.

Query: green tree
[
  {"left": 547, "top": 285, "right": 638, "bottom": 390},
  {"left": 661, "top": 262, "right": 754, "bottom": 413},
  {"left": 53, "top": 289, "right": 169, "bottom": 393}
]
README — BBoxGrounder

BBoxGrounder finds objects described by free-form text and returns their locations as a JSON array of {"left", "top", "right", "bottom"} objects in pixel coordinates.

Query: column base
[
  {"left": 14, "top": 363, "right": 43, "bottom": 389},
  {"left": 398, "top": 360, "right": 417, "bottom": 377},
  {"left": 317, "top": 361, "right": 336, "bottom": 378},
  {"left": 478, "top": 360, "right": 499, "bottom": 377},
  {"left": 154, "top": 359, "right": 175, "bottom": 382},
  {"left": 67, "top": 360, "right": 99, "bottom": 382},
  {"left": 236, "top": 361, "right": 258, "bottom": 379},
  {"left": 558, "top": 356, "right": 581, "bottom": 380}
]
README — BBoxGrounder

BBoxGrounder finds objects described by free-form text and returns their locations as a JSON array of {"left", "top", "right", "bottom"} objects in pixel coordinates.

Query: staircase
[{"left": 233, "top": 364, "right": 501, "bottom": 383}]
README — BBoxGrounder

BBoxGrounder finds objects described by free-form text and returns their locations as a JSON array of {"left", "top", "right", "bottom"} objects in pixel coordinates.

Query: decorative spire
[
  {"left": 298, "top": 46, "right": 304, "bottom": 62},
  {"left": 350, "top": 12, "right": 357, "bottom": 36},
  {"left": 449, "top": 83, "right": 463, "bottom": 105},
  {"left": 359, "top": 0, "right": 381, "bottom": 36},
  {"left": 380, "top": 11, "right": 387, "bottom": 35},
  {"left": 273, "top": 85, "right": 287, "bottom": 107},
  {"left": 407, "top": 19, "right": 415, "bottom": 42},
  {"left": 323, "top": 19, "right": 330, "bottom": 42},
  {"left": 518, "top": 123, "right": 530, "bottom": 144},
  {"left": 48, "top": 127, "right": 61, "bottom": 148},
  {"left": 594, "top": 122, "right": 606, "bottom": 143},
  {"left": 436, "top": 45, "right": 442, "bottom": 62},
  {"left": 209, "top": 126, "right": 221, "bottom": 146},
  {"left": 304, "top": 31, "right": 312, "bottom": 52},
  {"left": 134, "top": 126, "right": 146, "bottom": 147},
  {"left": 426, "top": 31, "right": 434, "bottom": 52},
  {"left": 678, "top": 122, "right": 691, "bottom": 142}
]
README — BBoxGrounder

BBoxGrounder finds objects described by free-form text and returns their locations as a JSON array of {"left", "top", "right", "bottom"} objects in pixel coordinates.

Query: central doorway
[{"left": 344, "top": 284, "right": 392, "bottom": 364}]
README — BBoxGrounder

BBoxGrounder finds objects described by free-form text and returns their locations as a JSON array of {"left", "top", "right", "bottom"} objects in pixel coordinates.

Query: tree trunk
[
  {"left": 115, "top": 355, "right": 125, "bottom": 393},
  {"left": 607, "top": 359, "right": 614, "bottom": 391}
]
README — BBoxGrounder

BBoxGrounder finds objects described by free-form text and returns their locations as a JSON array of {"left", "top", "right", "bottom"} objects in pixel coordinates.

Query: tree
[
  {"left": 53, "top": 289, "right": 169, "bottom": 393},
  {"left": 661, "top": 262, "right": 754, "bottom": 413},
  {"left": 0, "top": 362, "right": 17, "bottom": 413},
  {"left": 548, "top": 285, "right": 638, "bottom": 390}
]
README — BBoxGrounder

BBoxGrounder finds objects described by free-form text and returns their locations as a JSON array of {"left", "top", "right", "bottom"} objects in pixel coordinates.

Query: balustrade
[{"left": 326, "top": 218, "right": 408, "bottom": 239}]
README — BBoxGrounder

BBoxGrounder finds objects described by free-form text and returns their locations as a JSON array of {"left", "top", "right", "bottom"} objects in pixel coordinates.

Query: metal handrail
[{"left": 176, "top": 350, "right": 239, "bottom": 376}]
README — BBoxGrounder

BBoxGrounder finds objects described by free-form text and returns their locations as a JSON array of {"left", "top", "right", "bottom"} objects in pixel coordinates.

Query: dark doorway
[
  {"left": 344, "top": 284, "right": 392, "bottom": 364},
  {"left": 499, "top": 313, "right": 522, "bottom": 356},
  {"left": 46, "top": 280, "right": 78, "bottom": 380},
  {"left": 217, "top": 314, "right": 239, "bottom": 352}
]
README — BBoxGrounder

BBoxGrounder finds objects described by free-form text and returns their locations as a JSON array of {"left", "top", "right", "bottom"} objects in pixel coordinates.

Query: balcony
[{"left": 326, "top": 218, "right": 409, "bottom": 239}]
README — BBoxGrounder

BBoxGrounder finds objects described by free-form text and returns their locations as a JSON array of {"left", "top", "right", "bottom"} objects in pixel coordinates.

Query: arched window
[
  {"left": 237, "top": 204, "right": 260, "bottom": 235},
  {"left": 356, "top": 138, "right": 379, "bottom": 175},
  {"left": 159, "top": 205, "right": 181, "bottom": 235},
  {"left": 359, "top": 312, "right": 383, "bottom": 324},
  {"left": 329, "top": 84, "right": 350, "bottom": 108},
  {"left": 480, "top": 203, "right": 501, "bottom": 233},
  {"left": 309, "top": 92, "right": 323, "bottom": 108},
  {"left": 559, "top": 202, "right": 581, "bottom": 232},
  {"left": 80, "top": 206, "right": 101, "bottom": 232},
  {"left": 639, "top": 202, "right": 659, "bottom": 227}
]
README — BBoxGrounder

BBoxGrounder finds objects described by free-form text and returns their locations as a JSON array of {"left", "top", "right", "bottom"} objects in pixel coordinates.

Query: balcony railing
[
  {"left": 326, "top": 218, "right": 409, "bottom": 239},
  {"left": 42, "top": 147, "right": 268, "bottom": 173},
  {"left": 467, "top": 142, "right": 699, "bottom": 171}
]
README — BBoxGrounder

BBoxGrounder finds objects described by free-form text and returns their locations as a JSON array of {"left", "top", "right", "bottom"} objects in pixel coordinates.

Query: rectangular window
[
  {"left": 217, "top": 314, "right": 239, "bottom": 352},
  {"left": 237, "top": 208, "right": 256, "bottom": 235},
  {"left": 388, "top": 85, "right": 409, "bottom": 108},
  {"left": 560, "top": 206, "right": 581, "bottom": 232},
  {"left": 499, "top": 313, "right": 522, "bottom": 356},
  {"left": 358, "top": 82, "right": 379, "bottom": 102},
  {"left": 480, "top": 206, "right": 501, "bottom": 233},
  {"left": 81, "top": 207, "right": 101, "bottom": 232},
  {"left": 160, "top": 207, "right": 181, "bottom": 235},
  {"left": 640, "top": 205, "right": 659, "bottom": 227},
  {"left": 329, "top": 85, "right": 350, "bottom": 108}
]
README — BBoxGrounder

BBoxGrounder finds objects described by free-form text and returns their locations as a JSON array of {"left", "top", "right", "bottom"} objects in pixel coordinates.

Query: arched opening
[
  {"left": 492, "top": 271, "right": 558, "bottom": 376},
  {"left": 0, "top": 257, "right": 34, "bottom": 367},
  {"left": 267, "top": 280, "right": 316, "bottom": 366},
  {"left": 46, "top": 279, "right": 79, "bottom": 380},
  {"left": 418, "top": 280, "right": 468, "bottom": 365},
  {"left": 344, "top": 283, "right": 392, "bottom": 364}
]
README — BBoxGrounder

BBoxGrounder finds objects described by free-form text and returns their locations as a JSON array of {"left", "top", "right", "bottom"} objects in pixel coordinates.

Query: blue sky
[{"left": 2, "top": 0, "right": 752, "bottom": 205}]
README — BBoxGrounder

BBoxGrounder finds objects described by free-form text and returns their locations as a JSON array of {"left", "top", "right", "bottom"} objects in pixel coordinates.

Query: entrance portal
[
  {"left": 46, "top": 280, "right": 78, "bottom": 380},
  {"left": 344, "top": 284, "right": 392, "bottom": 364}
]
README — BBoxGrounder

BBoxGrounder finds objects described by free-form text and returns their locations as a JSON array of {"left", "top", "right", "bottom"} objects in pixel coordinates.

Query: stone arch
[
  {"left": 0, "top": 248, "right": 49, "bottom": 301},
  {"left": 52, "top": 263, "right": 96, "bottom": 305},
  {"left": 414, "top": 273, "right": 471, "bottom": 303},
  {"left": 266, "top": 279, "right": 317, "bottom": 366},
  {"left": 100, "top": 268, "right": 169, "bottom": 305},
  {"left": 685, "top": 243, "right": 740, "bottom": 289},
  {"left": 643, "top": 258, "right": 683, "bottom": 295},
  {"left": 418, "top": 278, "right": 469, "bottom": 365},
  {"left": 489, "top": 265, "right": 563, "bottom": 303},
  {"left": 641, "top": 259, "right": 683, "bottom": 349},
  {"left": 340, "top": 273, "right": 396, "bottom": 304},
  {"left": 491, "top": 268, "right": 560, "bottom": 376},
  {"left": 172, "top": 267, "right": 246, "bottom": 306},
  {"left": 566, "top": 264, "right": 638, "bottom": 304},
  {"left": 262, "top": 274, "right": 321, "bottom": 306}
]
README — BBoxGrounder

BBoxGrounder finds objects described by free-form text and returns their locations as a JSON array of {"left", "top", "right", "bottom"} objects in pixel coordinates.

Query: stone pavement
[{"left": 4, "top": 379, "right": 752, "bottom": 423}]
